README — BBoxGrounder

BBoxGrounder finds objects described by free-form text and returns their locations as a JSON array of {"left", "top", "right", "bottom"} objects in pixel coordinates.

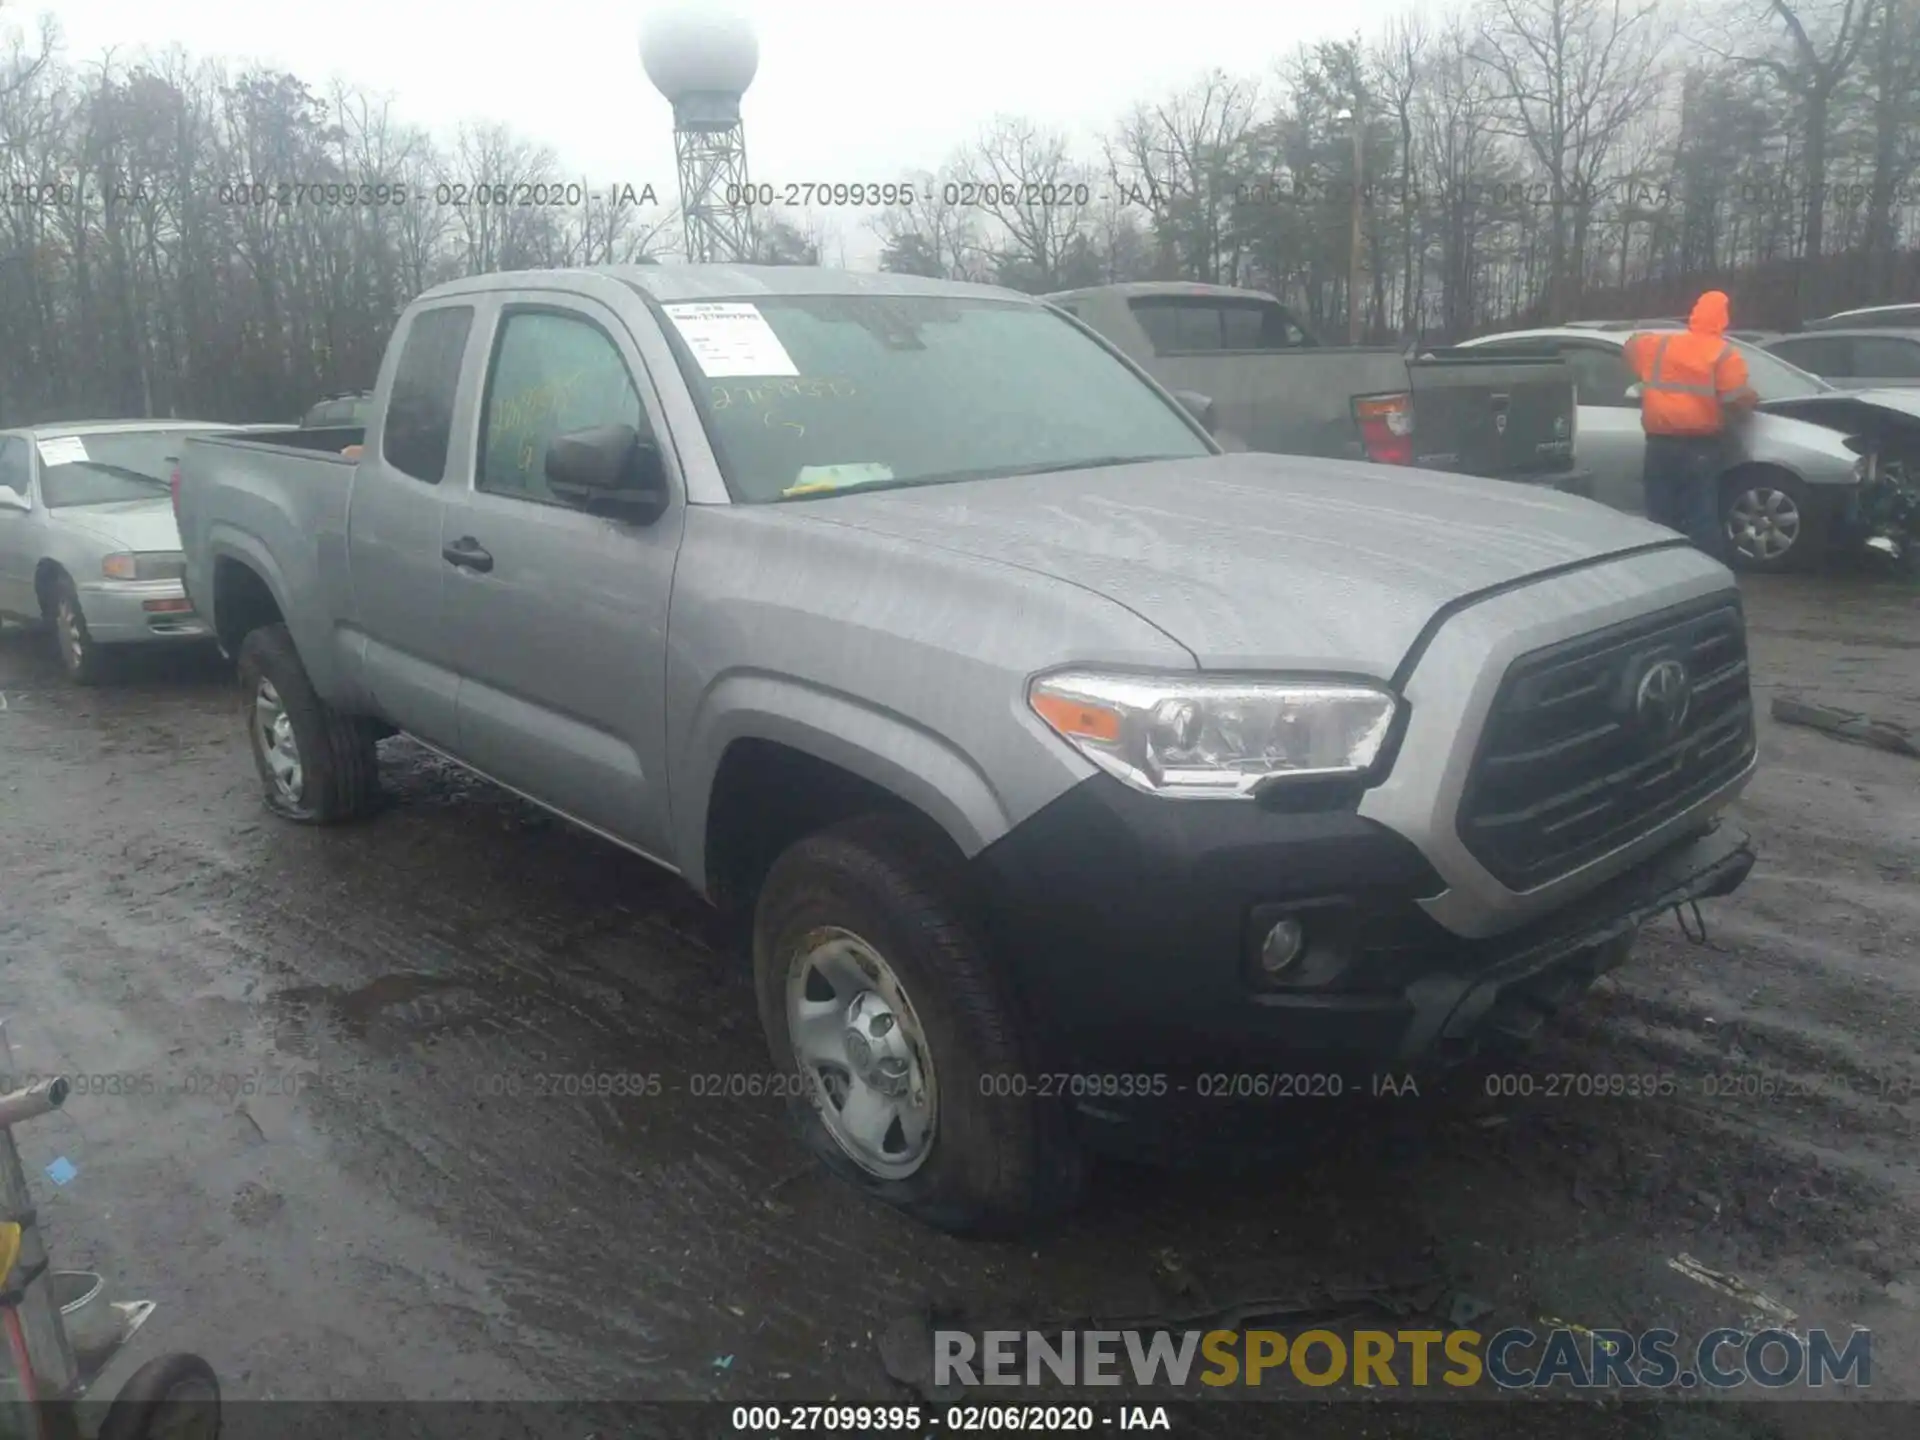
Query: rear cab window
[
  {"left": 382, "top": 306, "right": 476, "bottom": 483},
  {"left": 1127, "top": 296, "right": 1314, "bottom": 355}
]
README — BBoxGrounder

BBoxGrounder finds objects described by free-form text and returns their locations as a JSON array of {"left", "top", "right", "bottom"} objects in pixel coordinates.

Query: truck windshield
[
  {"left": 37, "top": 431, "right": 212, "bottom": 508},
  {"left": 649, "top": 292, "right": 1213, "bottom": 503}
]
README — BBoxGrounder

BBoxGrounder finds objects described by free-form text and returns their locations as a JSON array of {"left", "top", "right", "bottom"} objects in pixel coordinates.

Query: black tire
[
  {"left": 45, "top": 572, "right": 112, "bottom": 685},
  {"left": 753, "top": 813, "right": 1087, "bottom": 1234},
  {"left": 1721, "top": 470, "right": 1826, "bottom": 573},
  {"left": 235, "top": 622, "right": 381, "bottom": 823},
  {"left": 97, "top": 1352, "right": 220, "bottom": 1440}
]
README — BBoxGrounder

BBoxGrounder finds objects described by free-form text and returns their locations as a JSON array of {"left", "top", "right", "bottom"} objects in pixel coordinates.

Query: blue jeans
[{"left": 1643, "top": 435, "right": 1725, "bottom": 560}]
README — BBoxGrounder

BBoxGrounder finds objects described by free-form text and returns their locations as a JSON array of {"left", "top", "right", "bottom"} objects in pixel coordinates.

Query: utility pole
[{"left": 1341, "top": 92, "right": 1367, "bottom": 344}]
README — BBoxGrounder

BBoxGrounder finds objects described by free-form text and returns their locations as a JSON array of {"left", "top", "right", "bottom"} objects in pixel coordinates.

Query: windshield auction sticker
[
  {"left": 34, "top": 435, "right": 89, "bottom": 466},
  {"left": 663, "top": 302, "right": 799, "bottom": 379}
]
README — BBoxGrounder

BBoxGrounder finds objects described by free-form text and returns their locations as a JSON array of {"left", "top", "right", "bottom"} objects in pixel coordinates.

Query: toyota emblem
[
  {"left": 1495, "top": 412, "right": 1508, "bottom": 434},
  {"left": 1634, "top": 657, "right": 1692, "bottom": 740}
]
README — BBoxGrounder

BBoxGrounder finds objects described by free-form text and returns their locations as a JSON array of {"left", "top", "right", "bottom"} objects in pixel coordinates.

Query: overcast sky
[{"left": 43, "top": 0, "right": 1415, "bottom": 264}]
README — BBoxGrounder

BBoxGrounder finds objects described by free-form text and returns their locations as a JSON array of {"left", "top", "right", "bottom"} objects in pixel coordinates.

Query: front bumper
[
  {"left": 75, "top": 579, "right": 211, "bottom": 644},
  {"left": 971, "top": 770, "right": 1754, "bottom": 1081}
]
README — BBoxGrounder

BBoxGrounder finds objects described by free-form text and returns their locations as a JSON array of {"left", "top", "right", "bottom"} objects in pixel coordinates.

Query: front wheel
[
  {"left": 46, "top": 573, "right": 111, "bottom": 684},
  {"left": 235, "top": 623, "right": 381, "bottom": 823},
  {"left": 1722, "top": 472, "right": 1824, "bottom": 572},
  {"left": 753, "top": 814, "right": 1086, "bottom": 1234},
  {"left": 97, "top": 1352, "right": 220, "bottom": 1440}
]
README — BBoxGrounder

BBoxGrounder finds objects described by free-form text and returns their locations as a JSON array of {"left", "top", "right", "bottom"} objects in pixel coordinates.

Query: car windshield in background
[
  {"left": 37, "top": 431, "right": 201, "bottom": 507},
  {"left": 647, "top": 292, "right": 1212, "bottom": 503},
  {"left": 1731, "top": 339, "right": 1832, "bottom": 402}
]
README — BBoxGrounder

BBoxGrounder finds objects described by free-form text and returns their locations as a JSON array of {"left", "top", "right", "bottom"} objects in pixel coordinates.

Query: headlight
[
  {"left": 1027, "top": 670, "right": 1400, "bottom": 798},
  {"left": 101, "top": 553, "right": 137, "bottom": 579}
]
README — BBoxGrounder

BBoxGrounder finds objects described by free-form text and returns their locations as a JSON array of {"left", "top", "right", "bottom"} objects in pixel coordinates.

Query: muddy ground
[{"left": 0, "top": 571, "right": 1914, "bottom": 1438}]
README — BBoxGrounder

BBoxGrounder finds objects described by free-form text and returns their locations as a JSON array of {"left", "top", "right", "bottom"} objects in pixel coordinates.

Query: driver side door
[{"left": 438, "top": 293, "right": 688, "bottom": 861}]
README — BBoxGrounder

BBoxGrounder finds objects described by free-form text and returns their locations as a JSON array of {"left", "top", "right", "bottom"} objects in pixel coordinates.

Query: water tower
[{"left": 641, "top": 6, "right": 759, "bottom": 264}]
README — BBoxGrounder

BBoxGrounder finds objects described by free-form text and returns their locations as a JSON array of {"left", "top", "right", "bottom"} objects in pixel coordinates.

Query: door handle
[{"left": 442, "top": 537, "right": 493, "bottom": 573}]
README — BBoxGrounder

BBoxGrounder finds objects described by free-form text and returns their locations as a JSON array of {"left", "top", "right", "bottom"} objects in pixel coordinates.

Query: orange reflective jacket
[{"left": 1624, "top": 292, "right": 1751, "bottom": 437}]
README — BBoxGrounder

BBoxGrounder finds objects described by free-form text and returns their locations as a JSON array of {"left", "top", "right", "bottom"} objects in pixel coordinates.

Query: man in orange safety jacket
[{"left": 1623, "top": 292, "right": 1760, "bottom": 560}]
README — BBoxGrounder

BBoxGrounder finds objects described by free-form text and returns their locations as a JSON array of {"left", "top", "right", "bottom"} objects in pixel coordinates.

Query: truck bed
[{"left": 174, "top": 427, "right": 364, "bottom": 667}]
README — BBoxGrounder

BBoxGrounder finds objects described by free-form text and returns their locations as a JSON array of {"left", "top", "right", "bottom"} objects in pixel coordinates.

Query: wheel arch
[{"left": 686, "top": 680, "right": 1012, "bottom": 914}]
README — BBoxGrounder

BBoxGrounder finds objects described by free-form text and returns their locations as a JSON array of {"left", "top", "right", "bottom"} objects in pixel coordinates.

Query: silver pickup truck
[
  {"left": 177, "top": 265, "right": 1757, "bottom": 1233},
  {"left": 1047, "top": 282, "right": 1591, "bottom": 491}
]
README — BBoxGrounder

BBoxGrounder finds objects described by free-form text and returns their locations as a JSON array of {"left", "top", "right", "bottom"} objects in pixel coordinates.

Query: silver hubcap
[
  {"left": 253, "top": 679, "right": 304, "bottom": 803},
  {"left": 1727, "top": 487, "right": 1800, "bottom": 561},
  {"left": 786, "top": 927, "right": 937, "bottom": 1180},
  {"left": 56, "top": 598, "right": 84, "bottom": 668}
]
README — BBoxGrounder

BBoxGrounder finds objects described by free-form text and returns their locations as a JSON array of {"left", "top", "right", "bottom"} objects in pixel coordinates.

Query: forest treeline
[{"left": 1, "top": 0, "right": 1915, "bottom": 423}]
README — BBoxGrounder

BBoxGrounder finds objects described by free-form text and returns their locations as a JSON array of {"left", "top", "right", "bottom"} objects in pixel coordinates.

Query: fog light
[{"left": 1258, "top": 917, "right": 1307, "bottom": 977}]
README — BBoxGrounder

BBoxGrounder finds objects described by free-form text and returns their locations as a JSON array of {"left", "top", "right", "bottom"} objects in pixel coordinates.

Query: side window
[
  {"left": 478, "top": 309, "right": 646, "bottom": 504},
  {"left": 1560, "top": 345, "right": 1634, "bottom": 407},
  {"left": 0, "top": 436, "right": 28, "bottom": 497},
  {"left": 382, "top": 305, "right": 476, "bottom": 483},
  {"left": 1769, "top": 337, "right": 1848, "bottom": 376},
  {"left": 1850, "top": 337, "right": 1920, "bottom": 379},
  {"left": 1129, "top": 297, "right": 1307, "bottom": 355}
]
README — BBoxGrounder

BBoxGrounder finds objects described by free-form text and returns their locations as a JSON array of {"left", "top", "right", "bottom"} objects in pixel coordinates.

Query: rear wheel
[
  {"left": 752, "top": 814, "right": 1086, "bottom": 1234},
  {"left": 1722, "top": 472, "right": 1824, "bottom": 572},
  {"left": 235, "top": 623, "right": 381, "bottom": 823}
]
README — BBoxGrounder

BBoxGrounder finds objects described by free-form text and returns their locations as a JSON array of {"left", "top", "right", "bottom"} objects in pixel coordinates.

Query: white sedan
[{"left": 0, "top": 420, "right": 248, "bottom": 683}]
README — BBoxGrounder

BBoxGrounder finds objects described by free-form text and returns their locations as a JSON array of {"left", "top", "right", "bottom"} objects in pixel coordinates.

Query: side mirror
[
  {"left": 545, "top": 423, "right": 670, "bottom": 523},
  {"left": 1172, "top": 390, "right": 1217, "bottom": 432},
  {"left": 0, "top": 484, "right": 28, "bottom": 511}
]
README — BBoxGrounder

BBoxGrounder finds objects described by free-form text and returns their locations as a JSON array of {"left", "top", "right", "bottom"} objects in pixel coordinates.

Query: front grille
[{"left": 1457, "top": 596, "right": 1755, "bottom": 891}]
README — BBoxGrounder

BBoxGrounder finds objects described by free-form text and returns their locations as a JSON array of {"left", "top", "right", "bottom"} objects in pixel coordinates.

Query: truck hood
[
  {"left": 55, "top": 499, "right": 184, "bottom": 552},
  {"left": 795, "top": 452, "right": 1678, "bottom": 678}
]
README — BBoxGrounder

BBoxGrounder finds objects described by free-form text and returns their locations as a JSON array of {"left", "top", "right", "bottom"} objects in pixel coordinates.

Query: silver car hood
[
  {"left": 795, "top": 453, "right": 1679, "bottom": 678},
  {"left": 54, "top": 499, "right": 184, "bottom": 552},
  {"left": 1759, "top": 387, "right": 1920, "bottom": 428}
]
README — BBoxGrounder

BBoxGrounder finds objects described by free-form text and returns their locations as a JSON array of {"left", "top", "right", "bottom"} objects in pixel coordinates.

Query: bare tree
[
  {"left": 869, "top": 161, "right": 983, "bottom": 279},
  {"left": 1714, "top": 0, "right": 1871, "bottom": 302},
  {"left": 1472, "top": 0, "right": 1668, "bottom": 314},
  {"left": 1108, "top": 70, "right": 1261, "bottom": 284},
  {"left": 1375, "top": 14, "right": 1430, "bottom": 332},
  {"left": 969, "top": 116, "right": 1095, "bottom": 291}
]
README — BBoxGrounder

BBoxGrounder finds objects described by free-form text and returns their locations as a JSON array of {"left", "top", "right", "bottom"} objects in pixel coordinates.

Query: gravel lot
[{"left": 0, "top": 570, "right": 1913, "bottom": 1438}]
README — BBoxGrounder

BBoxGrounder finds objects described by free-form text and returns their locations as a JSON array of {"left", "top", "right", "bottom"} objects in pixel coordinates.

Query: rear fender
[{"left": 207, "top": 527, "right": 340, "bottom": 697}]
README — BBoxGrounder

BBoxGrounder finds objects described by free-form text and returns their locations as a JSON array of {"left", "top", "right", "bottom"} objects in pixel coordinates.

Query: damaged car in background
[{"left": 1459, "top": 326, "right": 1920, "bottom": 572}]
